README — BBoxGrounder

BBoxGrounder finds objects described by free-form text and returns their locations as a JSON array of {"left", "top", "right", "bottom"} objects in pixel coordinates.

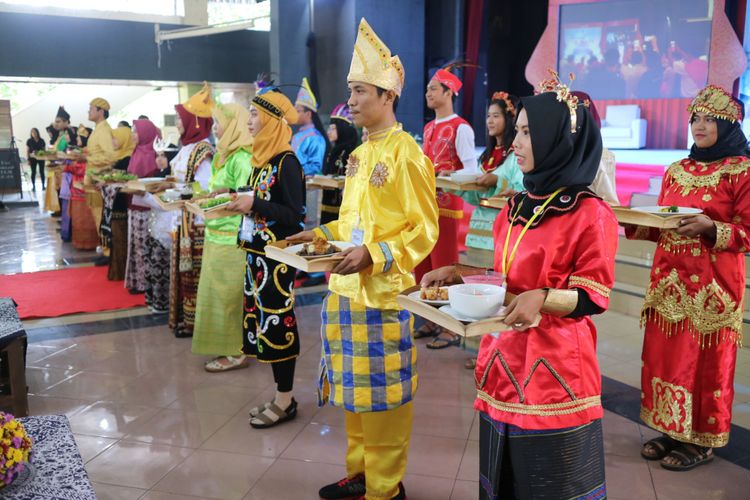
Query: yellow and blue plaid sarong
[{"left": 318, "top": 292, "right": 417, "bottom": 413}]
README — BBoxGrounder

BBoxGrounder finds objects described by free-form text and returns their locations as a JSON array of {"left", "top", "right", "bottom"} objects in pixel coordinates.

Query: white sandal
[{"left": 204, "top": 355, "right": 249, "bottom": 373}]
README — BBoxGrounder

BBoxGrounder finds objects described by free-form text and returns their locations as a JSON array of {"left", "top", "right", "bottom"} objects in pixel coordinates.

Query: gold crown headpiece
[
  {"left": 538, "top": 69, "right": 580, "bottom": 133},
  {"left": 687, "top": 85, "right": 742, "bottom": 123},
  {"left": 491, "top": 91, "right": 516, "bottom": 119},
  {"left": 347, "top": 18, "right": 405, "bottom": 96}
]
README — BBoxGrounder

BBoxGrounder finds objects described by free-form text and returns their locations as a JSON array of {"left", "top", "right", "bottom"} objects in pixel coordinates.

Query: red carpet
[{"left": 1, "top": 266, "right": 146, "bottom": 319}]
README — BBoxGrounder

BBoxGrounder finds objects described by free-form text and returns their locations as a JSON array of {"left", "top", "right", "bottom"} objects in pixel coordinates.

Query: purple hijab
[{"left": 128, "top": 119, "right": 160, "bottom": 178}]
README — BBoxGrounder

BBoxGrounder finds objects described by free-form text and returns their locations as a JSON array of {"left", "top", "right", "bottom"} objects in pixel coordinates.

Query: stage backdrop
[{"left": 526, "top": 0, "right": 746, "bottom": 149}]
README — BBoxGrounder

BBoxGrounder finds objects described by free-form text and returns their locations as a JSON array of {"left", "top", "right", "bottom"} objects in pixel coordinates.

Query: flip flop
[
  {"left": 426, "top": 334, "right": 461, "bottom": 349},
  {"left": 414, "top": 324, "right": 441, "bottom": 339}
]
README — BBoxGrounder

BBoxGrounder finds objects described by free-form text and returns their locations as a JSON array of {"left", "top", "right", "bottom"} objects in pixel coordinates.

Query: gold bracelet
[{"left": 541, "top": 288, "right": 578, "bottom": 316}]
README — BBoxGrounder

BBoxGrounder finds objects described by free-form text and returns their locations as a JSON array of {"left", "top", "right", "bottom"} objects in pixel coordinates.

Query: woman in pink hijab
[
  {"left": 129, "top": 119, "right": 160, "bottom": 178},
  {"left": 125, "top": 119, "right": 161, "bottom": 293}
]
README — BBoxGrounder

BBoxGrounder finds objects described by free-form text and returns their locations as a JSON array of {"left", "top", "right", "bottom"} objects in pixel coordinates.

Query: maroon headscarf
[
  {"left": 175, "top": 104, "right": 213, "bottom": 145},
  {"left": 571, "top": 90, "right": 601, "bottom": 129},
  {"left": 128, "top": 119, "right": 160, "bottom": 178}
]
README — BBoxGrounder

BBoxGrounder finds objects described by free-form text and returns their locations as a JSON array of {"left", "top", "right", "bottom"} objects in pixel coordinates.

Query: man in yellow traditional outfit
[
  {"left": 85, "top": 97, "right": 115, "bottom": 260},
  {"left": 289, "top": 18, "right": 439, "bottom": 500}
]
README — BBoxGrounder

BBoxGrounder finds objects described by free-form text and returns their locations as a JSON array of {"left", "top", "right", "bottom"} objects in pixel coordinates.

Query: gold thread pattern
[
  {"left": 569, "top": 276, "right": 611, "bottom": 298},
  {"left": 642, "top": 269, "right": 743, "bottom": 346},
  {"left": 477, "top": 391, "right": 601, "bottom": 417},
  {"left": 658, "top": 231, "right": 702, "bottom": 255},
  {"left": 640, "top": 407, "right": 729, "bottom": 447},
  {"left": 714, "top": 222, "right": 732, "bottom": 250},
  {"left": 665, "top": 157, "right": 750, "bottom": 196}
]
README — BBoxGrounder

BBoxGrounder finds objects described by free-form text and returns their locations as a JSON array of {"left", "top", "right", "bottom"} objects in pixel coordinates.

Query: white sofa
[{"left": 600, "top": 105, "right": 647, "bottom": 149}]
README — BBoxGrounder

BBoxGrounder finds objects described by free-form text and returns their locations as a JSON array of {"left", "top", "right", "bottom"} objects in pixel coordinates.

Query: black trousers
[{"left": 29, "top": 159, "right": 45, "bottom": 186}]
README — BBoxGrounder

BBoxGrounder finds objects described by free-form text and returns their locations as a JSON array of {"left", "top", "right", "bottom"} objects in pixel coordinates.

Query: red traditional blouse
[{"left": 475, "top": 196, "right": 618, "bottom": 429}]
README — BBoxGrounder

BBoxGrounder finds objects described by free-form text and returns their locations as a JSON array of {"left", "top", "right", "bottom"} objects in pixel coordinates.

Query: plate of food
[
  {"left": 408, "top": 286, "right": 450, "bottom": 305},
  {"left": 632, "top": 206, "right": 703, "bottom": 216},
  {"left": 286, "top": 238, "right": 354, "bottom": 259}
]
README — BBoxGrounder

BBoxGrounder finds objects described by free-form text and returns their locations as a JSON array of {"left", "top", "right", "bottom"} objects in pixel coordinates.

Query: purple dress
[{"left": 59, "top": 171, "right": 73, "bottom": 242}]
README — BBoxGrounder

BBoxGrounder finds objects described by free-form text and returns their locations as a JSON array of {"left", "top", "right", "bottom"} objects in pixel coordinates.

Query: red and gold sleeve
[
  {"left": 711, "top": 174, "right": 750, "bottom": 253},
  {"left": 567, "top": 205, "right": 619, "bottom": 310}
]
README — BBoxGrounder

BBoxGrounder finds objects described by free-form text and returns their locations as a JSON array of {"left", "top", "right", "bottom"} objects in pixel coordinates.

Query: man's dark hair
[
  {"left": 440, "top": 83, "right": 457, "bottom": 103},
  {"left": 376, "top": 87, "right": 400, "bottom": 113},
  {"left": 118, "top": 121, "right": 131, "bottom": 128},
  {"left": 138, "top": 115, "right": 149, "bottom": 120},
  {"left": 97, "top": 107, "right": 109, "bottom": 119}
]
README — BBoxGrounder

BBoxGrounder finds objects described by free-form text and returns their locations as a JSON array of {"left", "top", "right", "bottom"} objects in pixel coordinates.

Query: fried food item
[
  {"left": 298, "top": 237, "right": 342, "bottom": 256},
  {"left": 659, "top": 205, "right": 679, "bottom": 213},
  {"left": 420, "top": 286, "right": 448, "bottom": 301}
]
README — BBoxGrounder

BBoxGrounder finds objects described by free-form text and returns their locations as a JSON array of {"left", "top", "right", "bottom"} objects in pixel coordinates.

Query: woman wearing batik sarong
[
  {"left": 226, "top": 88, "right": 305, "bottom": 428},
  {"left": 424, "top": 76, "right": 617, "bottom": 499},
  {"left": 167, "top": 85, "right": 214, "bottom": 337}
]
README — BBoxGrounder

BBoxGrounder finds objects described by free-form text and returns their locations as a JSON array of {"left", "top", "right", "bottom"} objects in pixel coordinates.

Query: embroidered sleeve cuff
[
  {"left": 365, "top": 241, "right": 394, "bottom": 275},
  {"left": 314, "top": 225, "right": 335, "bottom": 241},
  {"left": 713, "top": 221, "right": 732, "bottom": 250},
  {"left": 568, "top": 275, "right": 611, "bottom": 308}
]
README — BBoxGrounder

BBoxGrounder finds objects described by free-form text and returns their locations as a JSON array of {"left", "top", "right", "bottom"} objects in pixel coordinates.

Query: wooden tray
[
  {"left": 185, "top": 200, "right": 237, "bottom": 220},
  {"left": 435, "top": 177, "right": 485, "bottom": 192},
  {"left": 153, "top": 194, "right": 185, "bottom": 211},
  {"left": 264, "top": 240, "right": 346, "bottom": 273},
  {"left": 30, "top": 152, "right": 59, "bottom": 161},
  {"left": 612, "top": 206, "right": 682, "bottom": 229},
  {"left": 396, "top": 286, "right": 538, "bottom": 337},
  {"left": 307, "top": 175, "right": 345, "bottom": 190},
  {"left": 479, "top": 196, "right": 509, "bottom": 210},
  {"left": 125, "top": 179, "right": 174, "bottom": 193}
]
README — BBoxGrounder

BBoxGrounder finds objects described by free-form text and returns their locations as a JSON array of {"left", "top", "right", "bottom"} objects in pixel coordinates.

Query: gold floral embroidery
[
  {"left": 690, "top": 275, "right": 699, "bottom": 283},
  {"left": 702, "top": 194, "right": 712, "bottom": 202},
  {"left": 692, "top": 247, "right": 702, "bottom": 257},
  {"left": 345, "top": 155, "right": 360, "bottom": 177},
  {"left": 649, "top": 377, "right": 692, "bottom": 434},
  {"left": 708, "top": 416, "right": 716, "bottom": 425},
  {"left": 710, "top": 254, "right": 717, "bottom": 262},
  {"left": 665, "top": 158, "right": 750, "bottom": 196},
  {"left": 569, "top": 276, "right": 611, "bottom": 298},
  {"left": 714, "top": 222, "right": 732, "bottom": 250},
  {"left": 658, "top": 231, "right": 702, "bottom": 255},
  {"left": 714, "top": 390, "right": 721, "bottom": 398},
  {"left": 370, "top": 162, "right": 389, "bottom": 187},
  {"left": 642, "top": 269, "right": 743, "bottom": 346},
  {"left": 639, "top": 408, "right": 729, "bottom": 447}
]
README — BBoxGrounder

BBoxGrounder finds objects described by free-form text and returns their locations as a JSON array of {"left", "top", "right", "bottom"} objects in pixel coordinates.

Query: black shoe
[
  {"left": 393, "top": 482, "right": 406, "bottom": 500},
  {"left": 319, "top": 474, "right": 366, "bottom": 499},
  {"left": 94, "top": 256, "right": 109, "bottom": 266}
]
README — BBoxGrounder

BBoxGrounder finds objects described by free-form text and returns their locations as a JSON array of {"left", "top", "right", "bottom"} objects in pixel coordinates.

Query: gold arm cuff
[
  {"left": 542, "top": 288, "right": 578, "bottom": 316},
  {"left": 714, "top": 221, "right": 731, "bottom": 250}
]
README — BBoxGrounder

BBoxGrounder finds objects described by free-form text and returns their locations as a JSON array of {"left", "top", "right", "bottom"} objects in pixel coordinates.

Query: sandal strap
[
  {"left": 644, "top": 436, "right": 673, "bottom": 454},
  {"left": 668, "top": 444, "right": 711, "bottom": 466},
  {"left": 251, "top": 402, "right": 289, "bottom": 426}
]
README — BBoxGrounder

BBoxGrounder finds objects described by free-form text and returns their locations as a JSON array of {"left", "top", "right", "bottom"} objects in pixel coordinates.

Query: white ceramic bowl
[
  {"left": 448, "top": 284, "right": 505, "bottom": 320},
  {"left": 450, "top": 171, "right": 480, "bottom": 183},
  {"left": 162, "top": 189, "right": 181, "bottom": 201}
]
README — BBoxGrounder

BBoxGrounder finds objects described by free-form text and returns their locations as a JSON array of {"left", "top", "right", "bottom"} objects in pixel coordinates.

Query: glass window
[{"left": 0, "top": 0, "right": 185, "bottom": 17}]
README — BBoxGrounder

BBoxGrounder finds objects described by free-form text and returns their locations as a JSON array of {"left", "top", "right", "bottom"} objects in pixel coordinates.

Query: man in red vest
[{"left": 416, "top": 68, "right": 477, "bottom": 348}]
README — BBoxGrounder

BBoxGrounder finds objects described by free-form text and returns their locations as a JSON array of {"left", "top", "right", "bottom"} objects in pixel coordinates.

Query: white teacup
[{"left": 448, "top": 284, "right": 506, "bottom": 320}]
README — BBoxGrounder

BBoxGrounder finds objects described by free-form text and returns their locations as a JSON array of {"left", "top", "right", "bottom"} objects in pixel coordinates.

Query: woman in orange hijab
[{"left": 227, "top": 88, "right": 306, "bottom": 428}]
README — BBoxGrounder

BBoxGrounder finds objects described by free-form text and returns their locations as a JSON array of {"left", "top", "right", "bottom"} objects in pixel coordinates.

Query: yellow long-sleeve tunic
[
  {"left": 314, "top": 124, "right": 439, "bottom": 309},
  {"left": 86, "top": 120, "right": 115, "bottom": 171}
]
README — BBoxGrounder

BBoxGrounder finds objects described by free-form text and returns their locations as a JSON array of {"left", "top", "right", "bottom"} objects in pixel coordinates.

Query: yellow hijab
[
  {"left": 213, "top": 103, "right": 253, "bottom": 169},
  {"left": 251, "top": 91, "right": 298, "bottom": 167},
  {"left": 112, "top": 126, "right": 135, "bottom": 161}
]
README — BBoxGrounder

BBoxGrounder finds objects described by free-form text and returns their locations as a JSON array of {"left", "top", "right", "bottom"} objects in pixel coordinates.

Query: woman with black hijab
[
  {"left": 627, "top": 85, "right": 750, "bottom": 471},
  {"left": 422, "top": 73, "right": 617, "bottom": 499},
  {"left": 320, "top": 103, "right": 359, "bottom": 224}
]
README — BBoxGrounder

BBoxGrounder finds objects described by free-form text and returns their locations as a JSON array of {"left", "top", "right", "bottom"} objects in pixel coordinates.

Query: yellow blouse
[
  {"left": 86, "top": 121, "right": 115, "bottom": 171},
  {"left": 313, "top": 124, "right": 439, "bottom": 309}
]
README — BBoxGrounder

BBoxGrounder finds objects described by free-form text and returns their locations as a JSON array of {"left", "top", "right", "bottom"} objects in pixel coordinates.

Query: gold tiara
[
  {"left": 687, "top": 85, "right": 742, "bottom": 123},
  {"left": 491, "top": 91, "right": 516, "bottom": 118},
  {"left": 538, "top": 69, "right": 579, "bottom": 133}
]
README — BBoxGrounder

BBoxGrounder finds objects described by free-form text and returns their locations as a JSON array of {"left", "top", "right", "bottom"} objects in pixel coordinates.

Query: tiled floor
[{"left": 5, "top": 203, "right": 750, "bottom": 499}]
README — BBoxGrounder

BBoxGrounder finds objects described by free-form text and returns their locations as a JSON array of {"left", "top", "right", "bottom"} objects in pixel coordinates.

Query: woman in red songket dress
[
  {"left": 628, "top": 85, "right": 750, "bottom": 471},
  {"left": 423, "top": 77, "right": 617, "bottom": 499}
]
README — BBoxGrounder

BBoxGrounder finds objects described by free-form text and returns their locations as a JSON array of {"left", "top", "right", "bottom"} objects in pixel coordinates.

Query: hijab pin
[{"left": 538, "top": 69, "right": 580, "bottom": 134}]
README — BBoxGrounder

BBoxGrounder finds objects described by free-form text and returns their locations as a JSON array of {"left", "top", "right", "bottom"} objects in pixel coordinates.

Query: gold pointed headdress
[
  {"left": 295, "top": 77, "right": 318, "bottom": 112},
  {"left": 182, "top": 82, "right": 215, "bottom": 118},
  {"left": 347, "top": 18, "right": 405, "bottom": 96},
  {"left": 687, "top": 85, "right": 742, "bottom": 123},
  {"left": 538, "top": 70, "right": 580, "bottom": 133}
]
